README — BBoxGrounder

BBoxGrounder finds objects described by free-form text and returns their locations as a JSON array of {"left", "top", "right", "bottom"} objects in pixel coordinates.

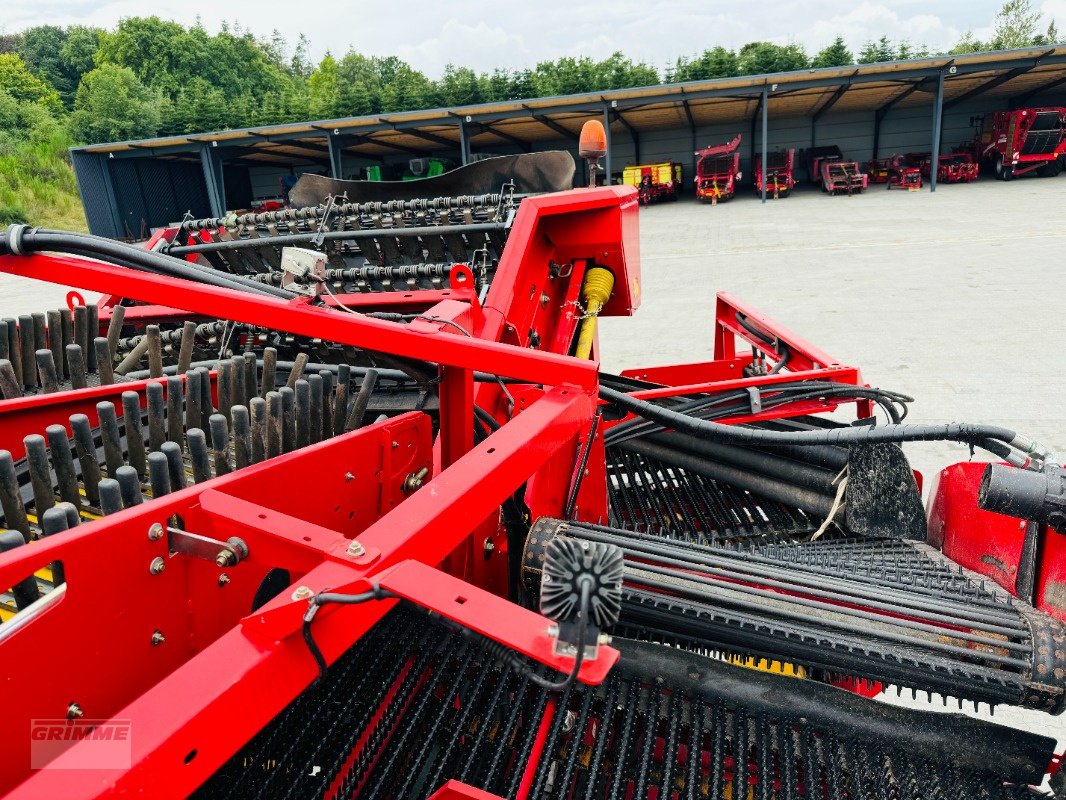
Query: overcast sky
[{"left": 3, "top": 1, "right": 1065, "bottom": 77}]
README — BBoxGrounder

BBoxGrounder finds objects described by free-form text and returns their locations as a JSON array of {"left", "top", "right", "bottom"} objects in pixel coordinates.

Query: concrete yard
[{"left": 599, "top": 173, "right": 1066, "bottom": 755}]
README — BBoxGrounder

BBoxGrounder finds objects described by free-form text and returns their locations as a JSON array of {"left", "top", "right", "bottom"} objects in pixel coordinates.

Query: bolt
[
  {"left": 148, "top": 522, "right": 164, "bottom": 541},
  {"left": 291, "top": 586, "right": 313, "bottom": 601},
  {"left": 345, "top": 472, "right": 355, "bottom": 482},
  {"left": 215, "top": 548, "right": 235, "bottom": 568},
  {"left": 483, "top": 538, "right": 495, "bottom": 554},
  {"left": 151, "top": 631, "right": 166, "bottom": 646},
  {"left": 217, "top": 573, "right": 230, "bottom": 587},
  {"left": 391, "top": 441, "right": 399, "bottom": 448},
  {"left": 149, "top": 557, "right": 166, "bottom": 575},
  {"left": 598, "top": 633, "right": 612, "bottom": 645},
  {"left": 67, "top": 703, "right": 83, "bottom": 720},
  {"left": 403, "top": 467, "right": 430, "bottom": 494},
  {"left": 346, "top": 540, "right": 366, "bottom": 558},
  {"left": 546, "top": 623, "right": 559, "bottom": 638}
]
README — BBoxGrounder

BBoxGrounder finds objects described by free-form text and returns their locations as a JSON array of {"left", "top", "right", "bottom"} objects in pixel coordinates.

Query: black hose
[
  {"left": 2, "top": 225, "right": 295, "bottom": 300},
  {"left": 599, "top": 384, "right": 1021, "bottom": 453}
]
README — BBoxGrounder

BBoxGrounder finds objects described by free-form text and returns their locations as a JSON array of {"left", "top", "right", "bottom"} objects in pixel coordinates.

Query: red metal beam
[{"left": 0, "top": 254, "right": 597, "bottom": 391}]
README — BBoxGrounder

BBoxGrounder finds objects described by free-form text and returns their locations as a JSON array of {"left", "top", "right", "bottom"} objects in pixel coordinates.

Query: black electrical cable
[
  {"left": 564, "top": 412, "right": 602, "bottom": 520},
  {"left": 598, "top": 384, "right": 1033, "bottom": 458},
  {"left": 454, "top": 583, "right": 591, "bottom": 693},
  {"left": 301, "top": 583, "right": 398, "bottom": 681}
]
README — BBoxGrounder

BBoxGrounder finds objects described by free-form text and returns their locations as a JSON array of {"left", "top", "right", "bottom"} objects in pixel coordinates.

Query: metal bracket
[
  {"left": 168, "top": 528, "right": 249, "bottom": 567},
  {"left": 747, "top": 386, "right": 762, "bottom": 415}
]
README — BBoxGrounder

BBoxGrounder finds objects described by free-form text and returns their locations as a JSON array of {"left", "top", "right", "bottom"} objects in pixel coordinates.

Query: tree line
[{"left": 0, "top": 0, "right": 1059, "bottom": 149}]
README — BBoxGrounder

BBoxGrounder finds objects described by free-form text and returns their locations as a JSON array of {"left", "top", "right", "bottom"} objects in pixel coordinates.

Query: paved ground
[{"left": 599, "top": 174, "right": 1066, "bottom": 761}]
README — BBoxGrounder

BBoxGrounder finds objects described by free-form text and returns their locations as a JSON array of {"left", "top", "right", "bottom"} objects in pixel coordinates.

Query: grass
[{"left": 0, "top": 129, "right": 87, "bottom": 232}]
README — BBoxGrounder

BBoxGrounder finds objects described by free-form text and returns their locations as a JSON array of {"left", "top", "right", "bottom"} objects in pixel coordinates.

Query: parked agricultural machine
[
  {"left": 906, "top": 151, "right": 980, "bottom": 184},
  {"left": 752, "top": 148, "right": 796, "bottom": 198},
  {"left": 0, "top": 128, "right": 1064, "bottom": 800},
  {"left": 964, "top": 106, "right": 1066, "bottom": 179},
  {"left": 622, "top": 161, "right": 682, "bottom": 205},
  {"left": 821, "top": 157, "right": 868, "bottom": 195},
  {"left": 865, "top": 155, "right": 922, "bottom": 190},
  {"left": 695, "top": 135, "right": 742, "bottom": 203}
]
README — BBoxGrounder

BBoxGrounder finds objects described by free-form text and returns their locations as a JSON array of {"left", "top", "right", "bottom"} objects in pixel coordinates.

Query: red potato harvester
[
  {"left": 0, "top": 120, "right": 1063, "bottom": 799},
  {"left": 752, "top": 148, "right": 796, "bottom": 198},
  {"left": 962, "top": 106, "right": 1066, "bottom": 180},
  {"left": 695, "top": 134, "right": 742, "bottom": 203},
  {"left": 865, "top": 155, "right": 922, "bottom": 191},
  {"left": 905, "top": 150, "right": 980, "bottom": 183}
]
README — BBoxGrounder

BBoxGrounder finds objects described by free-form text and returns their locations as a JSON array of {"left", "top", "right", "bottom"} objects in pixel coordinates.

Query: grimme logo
[{"left": 30, "top": 719, "right": 132, "bottom": 769}]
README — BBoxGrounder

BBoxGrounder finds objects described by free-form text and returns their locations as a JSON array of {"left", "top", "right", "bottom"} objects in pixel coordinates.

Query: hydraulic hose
[
  {"left": 598, "top": 384, "right": 1046, "bottom": 464},
  {"left": 573, "top": 266, "right": 615, "bottom": 360},
  {"left": 1, "top": 225, "right": 295, "bottom": 300}
]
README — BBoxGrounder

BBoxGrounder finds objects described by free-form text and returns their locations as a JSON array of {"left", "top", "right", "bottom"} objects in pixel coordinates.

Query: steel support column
[
  {"left": 760, "top": 88, "right": 769, "bottom": 204},
  {"left": 930, "top": 71, "right": 945, "bottom": 192},
  {"left": 327, "top": 133, "right": 344, "bottom": 179},
  {"left": 199, "top": 144, "right": 226, "bottom": 218},
  {"left": 872, "top": 111, "right": 883, "bottom": 160},
  {"left": 682, "top": 99, "right": 698, "bottom": 189},
  {"left": 458, "top": 121, "right": 470, "bottom": 165},
  {"left": 602, "top": 104, "right": 612, "bottom": 185}
]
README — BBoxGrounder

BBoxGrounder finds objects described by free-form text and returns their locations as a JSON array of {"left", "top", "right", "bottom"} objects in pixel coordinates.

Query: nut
[
  {"left": 149, "top": 557, "right": 166, "bottom": 575},
  {"left": 291, "top": 586, "right": 314, "bottom": 601},
  {"left": 483, "top": 538, "right": 495, "bottom": 554},
  {"left": 346, "top": 540, "right": 366, "bottom": 558},
  {"left": 215, "top": 548, "right": 235, "bottom": 568},
  {"left": 148, "top": 522, "right": 165, "bottom": 541},
  {"left": 151, "top": 631, "right": 166, "bottom": 646}
]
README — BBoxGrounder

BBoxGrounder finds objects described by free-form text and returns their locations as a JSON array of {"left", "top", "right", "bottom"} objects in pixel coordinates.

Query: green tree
[
  {"left": 811, "top": 37, "right": 854, "bottom": 68},
  {"left": 436, "top": 65, "right": 485, "bottom": 106},
  {"left": 308, "top": 53, "right": 342, "bottom": 118},
  {"left": 0, "top": 53, "right": 62, "bottom": 110},
  {"left": 70, "top": 64, "right": 162, "bottom": 143},
  {"left": 669, "top": 47, "right": 739, "bottom": 82},
  {"left": 950, "top": 30, "right": 987, "bottom": 54},
  {"left": 737, "top": 42, "right": 809, "bottom": 74},
  {"left": 379, "top": 63, "right": 433, "bottom": 112},
  {"left": 991, "top": 0, "right": 1043, "bottom": 49},
  {"left": 857, "top": 36, "right": 897, "bottom": 63}
]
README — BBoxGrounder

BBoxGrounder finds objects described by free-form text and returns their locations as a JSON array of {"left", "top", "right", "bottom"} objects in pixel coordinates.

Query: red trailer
[
  {"left": 753, "top": 148, "right": 796, "bottom": 198},
  {"left": 964, "top": 107, "right": 1066, "bottom": 179},
  {"left": 695, "top": 134, "right": 742, "bottom": 203},
  {"left": 864, "top": 155, "right": 922, "bottom": 190},
  {"left": 821, "top": 157, "right": 868, "bottom": 194}
]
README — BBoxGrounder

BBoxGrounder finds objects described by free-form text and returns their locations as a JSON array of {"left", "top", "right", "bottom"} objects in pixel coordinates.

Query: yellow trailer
[{"left": 621, "top": 161, "right": 683, "bottom": 204}]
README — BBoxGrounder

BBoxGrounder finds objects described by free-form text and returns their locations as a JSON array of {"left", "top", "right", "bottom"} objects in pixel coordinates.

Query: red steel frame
[
  {"left": 0, "top": 183, "right": 930, "bottom": 798},
  {"left": 618, "top": 292, "right": 870, "bottom": 422}
]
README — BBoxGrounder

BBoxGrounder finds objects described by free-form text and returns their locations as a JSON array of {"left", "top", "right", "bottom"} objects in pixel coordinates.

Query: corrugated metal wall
[{"left": 72, "top": 153, "right": 213, "bottom": 239}]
